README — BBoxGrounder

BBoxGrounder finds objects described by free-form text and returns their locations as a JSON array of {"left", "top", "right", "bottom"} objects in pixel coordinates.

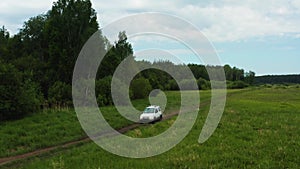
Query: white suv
[{"left": 139, "top": 105, "right": 162, "bottom": 123}]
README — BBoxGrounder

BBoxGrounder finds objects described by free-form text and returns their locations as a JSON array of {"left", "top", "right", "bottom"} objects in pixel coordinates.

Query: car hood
[{"left": 140, "top": 113, "right": 155, "bottom": 118}]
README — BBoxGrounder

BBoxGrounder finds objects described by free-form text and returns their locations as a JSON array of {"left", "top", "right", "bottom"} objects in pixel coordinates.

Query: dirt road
[{"left": 0, "top": 108, "right": 190, "bottom": 166}]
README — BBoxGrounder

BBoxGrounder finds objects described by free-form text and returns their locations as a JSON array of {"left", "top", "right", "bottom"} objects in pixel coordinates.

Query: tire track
[{"left": 1, "top": 91, "right": 236, "bottom": 166}]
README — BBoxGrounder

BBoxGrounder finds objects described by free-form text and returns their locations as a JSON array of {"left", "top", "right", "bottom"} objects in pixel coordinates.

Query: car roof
[{"left": 146, "top": 105, "right": 160, "bottom": 109}]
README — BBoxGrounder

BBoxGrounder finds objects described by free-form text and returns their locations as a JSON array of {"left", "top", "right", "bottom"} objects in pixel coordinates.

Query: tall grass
[
  {"left": 0, "top": 90, "right": 212, "bottom": 158},
  {"left": 3, "top": 88, "right": 300, "bottom": 168}
]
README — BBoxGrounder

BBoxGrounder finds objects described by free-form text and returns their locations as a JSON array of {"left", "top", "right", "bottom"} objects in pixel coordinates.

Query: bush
[
  {"left": 179, "top": 79, "right": 198, "bottom": 90},
  {"left": 130, "top": 78, "right": 152, "bottom": 99},
  {"left": 19, "top": 80, "right": 44, "bottom": 114},
  {"left": 227, "top": 80, "right": 249, "bottom": 89},
  {"left": 197, "top": 78, "right": 211, "bottom": 90},
  {"left": 273, "top": 84, "right": 288, "bottom": 89},
  {"left": 48, "top": 81, "right": 72, "bottom": 108},
  {"left": 96, "top": 76, "right": 112, "bottom": 106},
  {"left": 262, "top": 84, "right": 273, "bottom": 88},
  {"left": 0, "top": 61, "right": 43, "bottom": 121},
  {"left": 111, "top": 78, "right": 132, "bottom": 106},
  {"left": 96, "top": 94, "right": 108, "bottom": 107},
  {"left": 168, "top": 79, "right": 179, "bottom": 91}
]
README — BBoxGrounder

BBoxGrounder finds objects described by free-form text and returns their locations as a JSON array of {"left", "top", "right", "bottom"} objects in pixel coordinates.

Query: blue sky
[
  {"left": 214, "top": 36, "right": 300, "bottom": 75},
  {"left": 0, "top": 0, "right": 300, "bottom": 75}
]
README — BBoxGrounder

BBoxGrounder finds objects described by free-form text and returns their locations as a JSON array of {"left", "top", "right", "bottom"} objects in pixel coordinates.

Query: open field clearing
[
  {"left": 1, "top": 87, "right": 300, "bottom": 168},
  {"left": 0, "top": 90, "right": 213, "bottom": 158}
]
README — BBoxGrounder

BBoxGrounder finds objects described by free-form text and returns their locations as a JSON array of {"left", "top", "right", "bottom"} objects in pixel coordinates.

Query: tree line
[
  {"left": 255, "top": 75, "right": 300, "bottom": 84},
  {"left": 0, "top": 0, "right": 254, "bottom": 121}
]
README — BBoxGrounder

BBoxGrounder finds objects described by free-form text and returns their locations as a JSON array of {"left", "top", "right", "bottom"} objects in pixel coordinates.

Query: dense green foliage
[
  {"left": 98, "top": 31, "right": 134, "bottom": 79},
  {"left": 0, "top": 0, "right": 99, "bottom": 120},
  {"left": 48, "top": 81, "right": 72, "bottom": 108},
  {"left": 130, "top": 78, "right": 152, "bottom": 99},
  {"left": 255, "top": 74, "right": 300, "bottom": 84},
  {"left": 0, "top": 0, "right": 255, "bottom": 121},
  {"left": 227, "top": 80, "right": 249, "bottom": 89},
  {"left": 0, "top": 60, "right": 43, "bottom": 120}
]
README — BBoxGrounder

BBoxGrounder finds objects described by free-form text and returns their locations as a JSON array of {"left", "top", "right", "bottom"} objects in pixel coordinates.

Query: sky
[{"left": 0, "top": 0, "right": 300, "bottom": 75}]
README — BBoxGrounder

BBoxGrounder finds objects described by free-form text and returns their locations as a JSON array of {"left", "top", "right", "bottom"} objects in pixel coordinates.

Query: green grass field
[
  {"left": 0, "top": 90, "right": 212, "bottom": 158},
  {"left": 1, "top": 87, "right": 300, "bottom": 168}
]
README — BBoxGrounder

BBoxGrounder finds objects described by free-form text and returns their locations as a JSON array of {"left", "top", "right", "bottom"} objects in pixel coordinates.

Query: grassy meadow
[
  {"left": 0, "top": 90, "right": 212, "bottom": 158},
  {"left": 1, "top": 86, "right": 300, "bottom": 168}
]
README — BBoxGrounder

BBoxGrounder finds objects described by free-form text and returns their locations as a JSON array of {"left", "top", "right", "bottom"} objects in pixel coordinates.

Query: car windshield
[{"left": 143, "top": 108, "right": 155, "bottom": 113}]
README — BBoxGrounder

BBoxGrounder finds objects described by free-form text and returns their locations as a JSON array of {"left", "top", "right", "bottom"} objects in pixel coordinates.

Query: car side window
[{"left": 155, "top": 109, "right": 158, "bottom": 113}]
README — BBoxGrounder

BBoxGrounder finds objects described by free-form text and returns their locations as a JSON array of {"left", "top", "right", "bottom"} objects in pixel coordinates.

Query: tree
[
  {"left": 130, "top": 78, "right": 152, "bottom": 99},
  {"left": 255, "top": 74, "right": 300, "bottom": 84},
  {"left": 197, "top": 78, "right": 211, "bottom": 90},
  {"left": 0, "top": 61, "right": 22, "bottom": 120},
  {"left": 19, "top": 15, "right": 47, "bottom": 61},
  {"left": 188, "top": 64, "right": 209, "bottom": 80},
  {"left": 232, "top": 67, "right": 244, "bottom": 81},
  {"left": 98, "top": 31, "right": 134, "bottom": 79},
  {"left": 45, "top": 0, "right": 99, "bottom": 84},
  {"left": 244, "top": 71, "right": 255, "bottom": 85},
  {"left": 224, "top": 64, "right": 233, "bottom": 81},
  {"left": 0, "top": 26, "right": 10, "bottom": 60}
]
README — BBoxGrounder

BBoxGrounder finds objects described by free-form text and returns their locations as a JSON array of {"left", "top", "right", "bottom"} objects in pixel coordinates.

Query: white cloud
[
  {"left": 1, "top": 0, "right": 300, "bottom": 42},
  {"left": 291, "top": 0, "right": 300, "bottom": 10},
  {"left": 94, "top": 0, "right": 300, "bottom": 42},
  {"left": 0, "top": 0, "right": 54, "bottom": 12},
  {"left": 192, "top": 5, "right": 298, "bottom": 42},
  {"left": 0, "top": 0, "right": 55, "bottom": 33}
]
